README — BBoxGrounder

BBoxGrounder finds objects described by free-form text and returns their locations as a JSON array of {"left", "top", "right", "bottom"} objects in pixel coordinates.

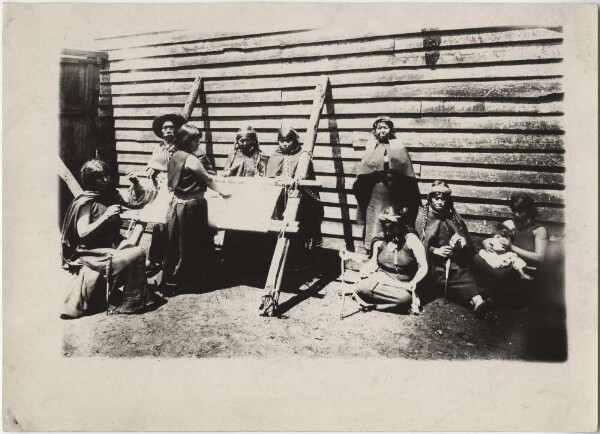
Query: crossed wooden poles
[{"left": 58, "top": 74, "right": 330, "bottom": 318}]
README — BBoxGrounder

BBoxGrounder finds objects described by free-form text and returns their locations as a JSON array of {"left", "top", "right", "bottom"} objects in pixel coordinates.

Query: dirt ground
[{"left": 61, "top": 256, "right": 562, "bottom": 360}]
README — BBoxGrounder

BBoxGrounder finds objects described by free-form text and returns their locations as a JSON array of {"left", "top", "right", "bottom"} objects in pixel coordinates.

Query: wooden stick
[
  {"left": 260, "top": 76, "right": 329, "bottom": 316},
  {"left": 182, "top": 76, "right": 203, "bottom": 121},
  {"left": 106, "top": 253, "right": 113, "bottom": 315},
  {"left": 58, "top": 157, "right": 83, "bottom": 196}
]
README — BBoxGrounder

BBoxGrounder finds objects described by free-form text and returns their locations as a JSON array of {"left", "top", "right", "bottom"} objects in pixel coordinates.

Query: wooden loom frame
[{"left": 59, "top": 74, "right": 331, "bottom": 317}]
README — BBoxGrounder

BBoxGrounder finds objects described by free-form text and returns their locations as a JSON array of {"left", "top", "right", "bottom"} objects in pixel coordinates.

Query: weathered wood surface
[
  {"left": 103, "top": 63, "right": 562, "bottom": 95},
  {"left": 101, "top": 44, "right": 563, "bottom": 84},
  {"left": 99, "top": 26, "right": 565, "bottom": 249},
  {"left": 100, "top": 27, "right": 561, "bottom": 61}
]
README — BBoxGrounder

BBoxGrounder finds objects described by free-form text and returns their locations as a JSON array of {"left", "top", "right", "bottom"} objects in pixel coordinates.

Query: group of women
[
  {"left": 60, "top": 113, "right": 549, "bottom": 320},
  {"left": 351, "top": 116, "right": 549, "bottom": 318}
]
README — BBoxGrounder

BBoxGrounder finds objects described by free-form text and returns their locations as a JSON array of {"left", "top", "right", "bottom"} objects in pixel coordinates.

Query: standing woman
[
  {"left": 352, "top": 205, "right": 428, "bottom": 315},
  {"left": 473, "top": 193, "right": 548, "bottom": 303},
  {"left": 222, "top": 126, "right": 268, "bottom": 177},
  {"left": 160, "top": 124, "right": 231, "bottom": 294},
  {"left": 266, "top": 127, "right": 324, "bottom": 269},
  {"left": 415, "top": 180, "right": 493, "bottom": 318},
  {"left": 221, "top": 127, "right": 271, "bottom": 272},
  {"left": 353, "top": 116, "right": 421, "bottom": 251}
]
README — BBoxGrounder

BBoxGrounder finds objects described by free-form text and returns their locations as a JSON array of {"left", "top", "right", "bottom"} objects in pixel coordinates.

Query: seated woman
[
  {"left": 221, "top": 127, "right": 272, "bottom": 272},
  {"left": 222, "top": 126, "right": 268, "bottom": 177},
  {"left": 160, "top": 124, "right": 231, "bottom": 294},
  {"left": 60, "top": 159, "right": 156, "bottom": 318},
  {"left": 265, "top": 127, "right": 324, "bottom": 270},
  {"left": 415, "top": 180, "right": 493, "bottom": 318},
  {"left": 473, "top": 193, "right": 548, "bottom": 305},
  {"left": 352, "top": 205, "right": 428, "bottom": 314}
]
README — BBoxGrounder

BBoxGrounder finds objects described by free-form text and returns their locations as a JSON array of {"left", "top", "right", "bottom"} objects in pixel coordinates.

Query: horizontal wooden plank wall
[{"left": 96, "top": 26, "right": 564, "bottom": 251}]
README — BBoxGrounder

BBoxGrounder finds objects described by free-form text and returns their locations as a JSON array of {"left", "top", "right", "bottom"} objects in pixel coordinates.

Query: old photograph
[
  {"left": 4, "top": 2, "right": 597, "bottom": 431},
  {"left": 59, "top": 17, "right": 567, "bottom": 360}
]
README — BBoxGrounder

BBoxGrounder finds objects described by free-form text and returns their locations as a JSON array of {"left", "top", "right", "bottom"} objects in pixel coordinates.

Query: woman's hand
[
  {"left": 359, "top": 260, "right": 378, "bottom": 278},
  {"left": 117, "top": 239, "right": 134, "bottom": 250},
  {"left": 433, "top": 246, "right": 453, "bottom": 258},
  {"left": 220, "top": 190, "right": 232, "bottom": 199},
  {"left": 126, "top": 172, "right": 139, "bottom": 184},
  {"left": 449, "top": 234, "right": 466, "bottom": 249},
  {"left": 103, "top": 204, "right": 122, "bottom": 222}
]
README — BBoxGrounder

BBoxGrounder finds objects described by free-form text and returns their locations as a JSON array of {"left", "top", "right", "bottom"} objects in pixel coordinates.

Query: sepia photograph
[{"left": 3, "top": 2, "right": 597, "bottom": 431}]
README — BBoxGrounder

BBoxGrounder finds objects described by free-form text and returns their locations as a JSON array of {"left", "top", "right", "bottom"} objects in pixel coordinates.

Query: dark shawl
[
  {"left": 60, "top": 190, "right": 123, "bottom": 265},
  {"left": 223, "top": 149, "right": 268, "bottom": 177},
  {"left": 353, "top": 139, "right": 421, "bottom": 224},
  {"left": 415, "top": 205, "right": 476, "bottom": 268}
]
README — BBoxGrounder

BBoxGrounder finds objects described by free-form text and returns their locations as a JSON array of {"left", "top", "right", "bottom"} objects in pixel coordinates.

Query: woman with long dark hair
[
  {"left": 415, "top": 180, "right": 493, "bottom": 318},
  {"left": 266, "top": 127, "right": 324, "bottom": 270},
  {"left": 221, "top": 126, "right": 272, "bottom": 272},
  {"left": 222, "top": 126, "right": 268, "bottom": 178},
  {"left": 352, "top": 205, "right": 428, "bottom": 314}
]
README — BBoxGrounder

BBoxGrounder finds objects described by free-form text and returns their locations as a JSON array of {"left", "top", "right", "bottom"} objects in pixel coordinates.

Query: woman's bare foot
[{"left": 351, "top": 291, "right": 376, "bottom": 311}]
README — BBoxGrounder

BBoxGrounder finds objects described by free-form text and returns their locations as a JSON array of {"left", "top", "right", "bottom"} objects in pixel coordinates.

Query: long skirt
[
  {"left": 161, "top": 196, "right": 211, "bottom": 288},
  {"left": 428, "top": 262, "right": 481, "bottom": 308},
  {"left": 364, "top": 183, "right": 394, "bottom": 249},
  {"left": 61, "top": 246, "right": 152, "bottom": 318},
  {"left": 148, "top": 223, "right": 168, "bottom": 265},
  {"left": 355, "top": 273, "right": 413, "bottom": 309},
  {"left": 472, "top": 254, "right": 534, "bottom": 306}
]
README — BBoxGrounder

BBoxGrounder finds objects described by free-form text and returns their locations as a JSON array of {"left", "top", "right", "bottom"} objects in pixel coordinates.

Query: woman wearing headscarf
[
  {"left": 352, "top": 205, "right": 428, "bottom": 315},
  {"left": 415, "top": 180, "right": 493, "bottom": 318},
  {"left": 221, "top": 127, "right": 272, "bottom": 272},
  {"left": 266, "top": 127, "right": 324, "bottom": 270},
  {"left": 160, "top": 124, "right": 231, "bottom": 294},
  {"left": 353, "top": 116, "right": 422, "bottom": 251}
]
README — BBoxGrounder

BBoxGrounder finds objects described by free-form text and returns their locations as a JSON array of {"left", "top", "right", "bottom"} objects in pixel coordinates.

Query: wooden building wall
[{"left": 96, "top": 26, "right": 564, "bottom": 251}]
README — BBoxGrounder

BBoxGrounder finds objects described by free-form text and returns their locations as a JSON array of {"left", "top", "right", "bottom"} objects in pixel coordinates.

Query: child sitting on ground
[{"left": 478, "top": 224, "right": 533, "bottom": 280}]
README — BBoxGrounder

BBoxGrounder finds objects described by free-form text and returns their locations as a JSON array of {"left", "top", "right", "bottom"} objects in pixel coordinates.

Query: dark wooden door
[{"left": 59, "top": 49, "right": 107, "bottom": 225}]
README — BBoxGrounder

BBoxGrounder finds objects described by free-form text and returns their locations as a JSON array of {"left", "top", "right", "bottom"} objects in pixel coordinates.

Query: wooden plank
[
  {"left": 108, "top": 115, "right": 563, "bottom": 132},
  {"left": 282, "top": 79, "right": 562, "bottom": 102},
  {"left": 103, "top": 63, "right": 563, "bottom": 95},
  {"left": 395, "top": 151, "right": 564, "bottom": 167},
  {"left": 115, "top": 130, "right": 564, "bottom": 151},
  {"left": 102, "top": 78, "right": 562, "bottom": 107},
  {"left": 102, "top": 44, "right": 563, "bottom": 83},
  {"left": 103, "top": 27, "right": 560, "bottom": 61},
  {"left": 109, "top": 38, "right": 395, "bottom": 72},
  {"left": 418, "top": 182, "right": 563, "bottom": 204},
  {"left": 104, "top": 30, "right": 562, "bottom": 72},
  {"left": 419, "top": 165, "right": 564, "bottom": 186},
  {"left": 394, "top": 28, "right": 562, "bottom": 51},
  {"left": 105, "top": 96, "right": 563, "bottom": 117},
  {"left": 95, "top": 28, "right": 310, "bottom": 52},
  {"left": 311, "top": 152, "right": 564, "bottom": 175}
]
